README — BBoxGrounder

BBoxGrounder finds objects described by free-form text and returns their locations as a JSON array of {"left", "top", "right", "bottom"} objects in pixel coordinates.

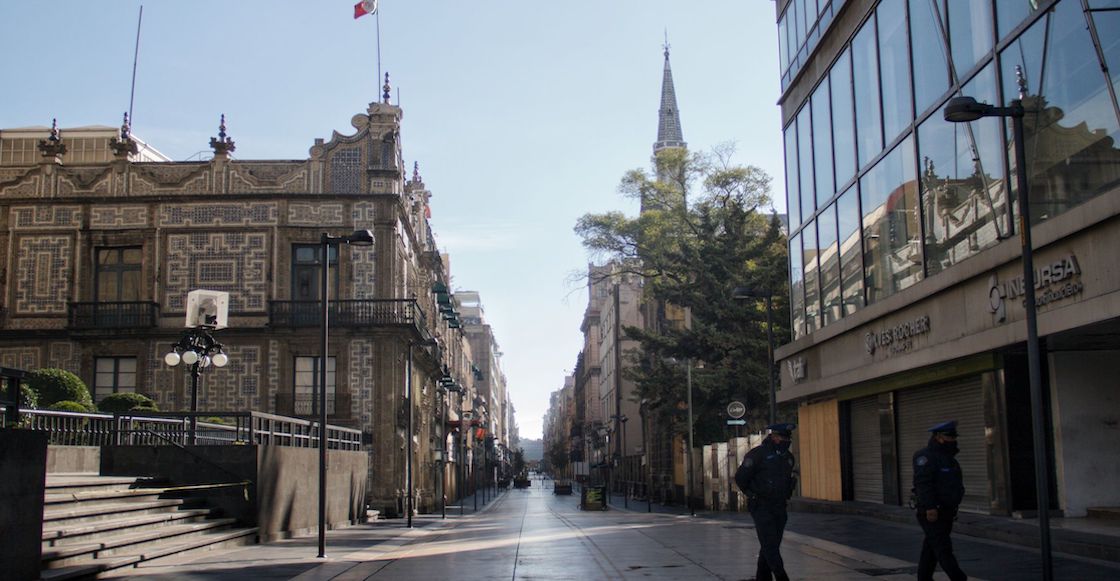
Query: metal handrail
[{"left": 0, "top": 407, "right": 363, "bottom": 450}]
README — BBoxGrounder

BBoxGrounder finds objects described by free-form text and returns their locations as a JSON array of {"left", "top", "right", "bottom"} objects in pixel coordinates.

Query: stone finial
[
  {"left": 209, "top": 114, "right": 236, "bottom": 156},
  {"left": 412, "top": 161, "right": 421, "bottom": 184},
  {"left": 110, "top": 112, "right": 140, "bottom": 157},
  {"left": 1015, "top": 65, "right": 1027, "bottom": 101},
  {"left": 382, "top": 72, "right": 391, "bottom": 104},
  {"left": 38, "top": 118, "right": 68, "bottom": 159}
]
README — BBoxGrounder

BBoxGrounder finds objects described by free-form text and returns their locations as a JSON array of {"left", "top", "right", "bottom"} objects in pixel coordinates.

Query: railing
[
  {"left": 0, "top": 407, "right": 363, "bottom": 451},
  {"left": 68, "top": 302, "right": 159, "bottom": 329},
  {"left": 269, "top": 299, "right": 427, "bottom": 332}
]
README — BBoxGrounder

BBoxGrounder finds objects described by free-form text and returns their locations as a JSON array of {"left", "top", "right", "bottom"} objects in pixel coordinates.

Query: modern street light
[
  {"left": 664, "top": 357, "right": 696, "bottom": 516},
  {"left": 164, "top": 325, "right": 230, "bottom": 445},
  {"left": 731, "top": 286, "right": 776, "bottom": 426},
  {"left": 405, "top": 337, "right": 438, "bottom": 528},
  {"left": 943, "top": 69, "right": 1052, "bottom": 581},
  {"left": 639, "top": 399, "right": 652, "bottom": 513},
  {"left": 316, "top": 229, "right": 374, "bottom": 558}
]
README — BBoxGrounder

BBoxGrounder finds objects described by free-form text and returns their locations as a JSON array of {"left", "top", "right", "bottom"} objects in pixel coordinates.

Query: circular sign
[{"left": 727, "top": 401, "right": 746, "bottom": 419}]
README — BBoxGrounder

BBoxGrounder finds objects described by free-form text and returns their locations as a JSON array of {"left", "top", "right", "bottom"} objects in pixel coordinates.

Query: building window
[
  {"left": 291, "top": 244, "right": 338, "bottom": 301},
  {"left": 294, "top": 356, "right": 336, "bottom": 415},
  {"left": 861, "top": 136, "right": 922, "bottom": 305},
  {"left": 918, "top": 64, "right": 1007, "bottom": 276},
  {"left": 96, "top": 247, "right": 142, "bottom": 301},
  {"left": 94, "top": 357, "right": 137, "bottom": 402},
  {"left": 1000, "top": 0, "right": 1120, "bottom": 225}
]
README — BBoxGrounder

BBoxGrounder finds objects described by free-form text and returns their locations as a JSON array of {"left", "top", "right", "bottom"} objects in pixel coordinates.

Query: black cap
[
  {"left": 928, "top": 420, "right": 958, "bottom": 437},
  {"left": 767, "top": 423, "right": 797, "bottom": 437}
]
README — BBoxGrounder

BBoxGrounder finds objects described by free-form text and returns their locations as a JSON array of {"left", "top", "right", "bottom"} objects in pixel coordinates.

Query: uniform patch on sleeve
[{"left": 916, "top": 456, "right": 928, "bottom": 466}]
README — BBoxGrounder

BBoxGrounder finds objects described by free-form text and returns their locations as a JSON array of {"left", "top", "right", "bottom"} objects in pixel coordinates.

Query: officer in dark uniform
[
  {"left": 734, "top": 423, "right": 797, "bottom": 581},
  {"left": 912, "top": 420, "right": 967, "bottom": 581}
]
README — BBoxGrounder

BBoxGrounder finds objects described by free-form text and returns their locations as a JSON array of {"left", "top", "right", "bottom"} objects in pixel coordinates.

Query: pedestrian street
[{"left": 104, "top": 478, "right": 1055, "bottom": 580}]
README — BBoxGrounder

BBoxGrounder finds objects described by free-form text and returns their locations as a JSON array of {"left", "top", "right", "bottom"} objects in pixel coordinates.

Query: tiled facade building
[
  {"left": 0, "top": 97, "right": 514, "bottom": 516},
  {"left": 775, "top": 0, "right": 1120, "bottom": 517}
]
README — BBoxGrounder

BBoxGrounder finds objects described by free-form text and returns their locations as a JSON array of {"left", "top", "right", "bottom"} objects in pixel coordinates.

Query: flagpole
[
  {"left": 376, "top": 7, "right": 382, "bottom": 95},
  {"left": 128, "top": 5, "right": 144, "bottom": 125}
]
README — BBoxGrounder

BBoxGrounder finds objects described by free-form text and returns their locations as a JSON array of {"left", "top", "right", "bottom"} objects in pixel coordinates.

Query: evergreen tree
[{"left": 575, "top": 146, "right": 790, "bottom": 444}]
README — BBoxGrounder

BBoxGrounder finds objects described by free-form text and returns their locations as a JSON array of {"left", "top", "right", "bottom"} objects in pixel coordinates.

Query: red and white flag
[{"left": 354, "top": 0, "right": 377, "bottom": 19}]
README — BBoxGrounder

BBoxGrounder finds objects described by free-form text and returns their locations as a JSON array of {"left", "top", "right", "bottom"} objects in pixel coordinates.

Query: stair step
[
  {"left": 1087, "top": 507, "right": 1120, "bottom": 520},
  {"left": 43, "top": 508, "right": 213, "bottom": 547},
  {"left": 45, "top": 474, "right": 142, "bottom": 495},
  {"left": 44, "top": 498, "right": 188, "bottom": 529},
  {"left": 45, "top": 487, "right": 170, "bottom": 509},
  {"left": 110, "top": 526, "right": 258, "bottom": 568},
  {"left": 42, "top": 518, "right": 237, "bottom": 569},
  {"left": 40, "top": 527, "right": 257, "bottom": 576}
]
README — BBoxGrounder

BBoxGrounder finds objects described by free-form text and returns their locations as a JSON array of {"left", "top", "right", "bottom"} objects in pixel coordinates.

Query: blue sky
[{"left": 0, "top": 0, "right": 784, "bottom": 439}]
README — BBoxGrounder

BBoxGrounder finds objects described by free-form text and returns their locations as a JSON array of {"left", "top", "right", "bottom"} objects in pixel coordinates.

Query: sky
[{"left": 0, "top": 0, "right": 784, "bottom": 439}]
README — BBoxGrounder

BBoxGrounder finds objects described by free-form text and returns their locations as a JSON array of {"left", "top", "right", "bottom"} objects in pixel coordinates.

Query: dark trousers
[
  {"left": 750, "top": 499, "right": 789, "bottom": 581},
  {"left": 916, "top": 509, "right": 967, "bottom": 581}
]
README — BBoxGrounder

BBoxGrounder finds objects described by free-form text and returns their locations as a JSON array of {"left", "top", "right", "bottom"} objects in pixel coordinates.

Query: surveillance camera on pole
[{"left": 185, "top": 290, "right": 229, "bottom": 329}]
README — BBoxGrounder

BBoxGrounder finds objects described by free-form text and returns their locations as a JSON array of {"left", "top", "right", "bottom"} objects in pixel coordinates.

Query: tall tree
[{"left": 575, "top": 146, "right": 790, "bottom": 443}]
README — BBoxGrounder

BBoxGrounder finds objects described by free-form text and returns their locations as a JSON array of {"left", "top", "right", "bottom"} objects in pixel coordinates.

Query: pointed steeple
[{"left": 654, "top": 38, "right": 686, "bottom": 153}]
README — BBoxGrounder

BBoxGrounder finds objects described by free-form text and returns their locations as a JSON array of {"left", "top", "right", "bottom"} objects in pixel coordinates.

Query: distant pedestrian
[
  {"left": 734, "top": 423, "right": 797, "bottom": 581},
  {"left": 912, "top": 420, "right": 967, "bottom": 581}
]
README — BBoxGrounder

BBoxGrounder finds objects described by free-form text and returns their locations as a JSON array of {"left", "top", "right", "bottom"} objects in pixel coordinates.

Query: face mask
[
  {"left": 944, "top": 441, "right": 959, "bottom": 454},
  {"left": 776, "top": 440, "right": 791, "bottom": 452}
]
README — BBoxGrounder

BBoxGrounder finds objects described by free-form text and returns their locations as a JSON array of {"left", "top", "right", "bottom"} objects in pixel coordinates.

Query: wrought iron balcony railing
[
  {"left": 69, "top": 302, "right": 159, "bottom": 329},
  {"left": 269, "top": 299, "right": 427, "bottom": 334},
  {"left": 274, "top": 391, "right": 352, "bottom": 419}
]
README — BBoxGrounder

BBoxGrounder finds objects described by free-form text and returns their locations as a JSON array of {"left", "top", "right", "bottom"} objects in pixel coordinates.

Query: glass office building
[{"left": 775, "top": 0, "right": 1120, "bottom": 516}]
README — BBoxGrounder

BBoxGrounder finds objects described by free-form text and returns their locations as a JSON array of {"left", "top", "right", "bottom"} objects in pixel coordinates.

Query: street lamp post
[
  {"left": 639, "top": 399, "right": 652, "bottom": 513},
  {"left": 943, "top": 72, "right": 1052, "bottom": 581},
  {"left": 164, "top": 326, "right": 230, "bottom": 445},
  {"left": 732, "top": 287, "right": 777, "bottom": 426},
  {"left": 316, "top": 230, "right": 374, "bottom": 558}
]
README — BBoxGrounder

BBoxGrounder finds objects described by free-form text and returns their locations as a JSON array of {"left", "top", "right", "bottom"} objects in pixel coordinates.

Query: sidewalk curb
[{"left": 792, "top": 497, "right": 1120, "bottom": 563}]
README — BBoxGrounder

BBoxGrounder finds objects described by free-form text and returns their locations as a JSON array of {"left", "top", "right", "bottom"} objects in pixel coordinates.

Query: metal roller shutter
[
  {"left": 897, "top": 378, "right": 989, "bottom": 513},
  {"left": 850, "top": 396, "right": 884, "bottom": 503}
]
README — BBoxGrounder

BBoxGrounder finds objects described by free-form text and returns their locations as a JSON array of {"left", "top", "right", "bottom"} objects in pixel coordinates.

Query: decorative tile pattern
[
  {"left": 158, "top": 203, "right": 278, "bottom": 227},
  {"left": 148, "top": 341, "right": 177, "bottom": 409},
  {"left": 201, "top": 344, "right": 262, "bottom": 410},
  {"left": 330, "top": 148, "right": 362, "bottom": 193},
  {"left": 15, "top": 235, "right": 72, "bottom": 314},
  {"left": 165, "top": 232, "right": 269, "bottom": 312},
  {"left": 350, "top": 339, "right": 374, "bottom": 425},
  {"left": 48, "top": 342, "right": 81, "bottom": 374},
  {"left": 350, "top": 246, "right": 377, "bottom": 299},
  {"left": 228, "top": 164, "right": 308, "bottom": 193},
  {"left": 0, "top": 347, "right": 40, "bottom": 370},
  {"left": 351, "top": 201, "right": 376, "bottom": 228},
  {"left": 90, "top": 206, "right": 149, "bottom": 229},
  {"left": 58, "top": 168, "right": 112, "bottom": 196},
  {"left": 130, "top": 169, "right": 211, "bottom": 195},
  {"left": 288, "top": 203, "right": 344, "bottom": 226},
  {"left": 11, "top": 206, "right": 82, "bottom": 229},
  {"left": 267, "top": 340, "right": 280, "bottom": 414},
  {"left": 0, "top": 174, "right": 42, "bottom": 197}
]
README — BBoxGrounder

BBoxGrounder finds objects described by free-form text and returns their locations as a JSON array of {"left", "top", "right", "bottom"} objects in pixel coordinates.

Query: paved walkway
[{"left": 105, "top": 479, "right": 1119, "bottom": 580}]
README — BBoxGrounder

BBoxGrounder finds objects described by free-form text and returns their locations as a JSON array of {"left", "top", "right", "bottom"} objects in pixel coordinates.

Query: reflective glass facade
[{"left": 782, "top": 0, "right": 1120, "bottom": 339}]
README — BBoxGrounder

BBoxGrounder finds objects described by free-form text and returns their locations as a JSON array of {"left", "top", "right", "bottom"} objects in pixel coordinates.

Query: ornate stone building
[{"left": 0, "top": 93, "right": 494, "bottom": 516}]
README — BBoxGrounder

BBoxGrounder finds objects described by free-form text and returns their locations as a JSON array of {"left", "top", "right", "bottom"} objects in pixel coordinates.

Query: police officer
[
  {"left": 735, "top": 423, "right": 797, "bottom": 581},
  {"left": 912, "top": 420, "right": 967, "bottom": 581}
]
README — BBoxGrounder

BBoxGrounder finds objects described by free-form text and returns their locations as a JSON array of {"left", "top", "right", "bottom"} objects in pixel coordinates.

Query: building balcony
[
  {"left": 269, "top": 299, "right": 428, "bottom": 337},
  {"left": 274, "top": 391, "right": 352, "bottom": 420},
  {"left": 68, "top": 302, "right": 159, "bottom": 330}
]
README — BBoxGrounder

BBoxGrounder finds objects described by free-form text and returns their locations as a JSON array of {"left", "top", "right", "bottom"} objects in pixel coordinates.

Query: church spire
[{"left": 654, "top": 36, "right": 686, "bottom": 153}]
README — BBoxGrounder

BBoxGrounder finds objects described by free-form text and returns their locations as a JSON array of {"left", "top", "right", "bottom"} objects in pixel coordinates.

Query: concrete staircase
[{"left": 40, "top": 474, "right": 257, "bottom": 580}]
